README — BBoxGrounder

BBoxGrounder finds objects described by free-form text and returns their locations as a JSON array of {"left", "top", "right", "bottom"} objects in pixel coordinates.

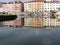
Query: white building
[
  {"left": 56, "top": 20, "right": 60, "bottom": 27},
  {"left": 43, "top": 17, "right": 60, "bottom": 27},
  {"left": 43, "top": 12, "right": 50, "bottom": 17},
  {"left": 44, "top": 2, "right": 60, "bottom": 12},
  {"left": 43, "top": 17, "right": 50, "bottom": 26},
  {"left": 24, "top": 2, "right": 31, "bottom": 12},
  {"left": 43, "top": 18, "right": 57, "bottom": 27},
  {"left": 24, "top": 17, "right": 32, "bottom": 26}
]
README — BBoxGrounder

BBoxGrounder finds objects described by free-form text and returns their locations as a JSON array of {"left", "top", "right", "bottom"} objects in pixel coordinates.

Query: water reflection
[{"left": 0, "top": 27, "right": 60, "bottom": 45}]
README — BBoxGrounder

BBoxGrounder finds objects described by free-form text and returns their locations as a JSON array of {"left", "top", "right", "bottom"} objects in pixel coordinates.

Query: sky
[
  {"left": 0, "top": 0, "right": 59, "bottom": 2},
  {"left": 0, "top": 0, "right": 28, "bottom": 2}
]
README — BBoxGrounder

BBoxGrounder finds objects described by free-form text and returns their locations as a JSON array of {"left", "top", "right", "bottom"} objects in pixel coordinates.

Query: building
[
  {"left": 56, "top": 19, "right": 60, "bottom": 27},
  {"left": 43, "top": 18, "right": 57, "bottom": 27},
  {"left": 50, "top": 19, "right": 57, "bottom": 26},
  {"left": 31, "top": 1, "right": 44, "bottom": 12},
  {"left": 24, "top": 0, "right": 44, "bottom": 12},
  {"left": 56, "top": 11, "right": 60, "bottom": 27},
  {"left": 2, "top": 1, "right": 24, "bottom": 15},
  {"left": 43, "top": 11, "right": 50, "bottom": 17},
  {"left": 43, "top": 17, "right": 50, "bottom": 27},
  {"left": 0, "top": 2, "right": 6, "bottom": 13},
  {"left": 24, "top": 17, "right": 32, "bottom": 26},
  {"left": 24, "top": 2, "right": 31, "bottom": 12},
  {"left": 3, "top": 17, "right": 24, "bottom": 27},
  {"left": 44, "top": 1, "right": 60, "bottom": 12},
  {"left": 24, "top": 0, "right": 60, "bottom": 12},
  {"left": 0, "top": 2, "right": 2, "bottom": 7},
  {"left": 32, "top": 18, "right": 44, "bottom": 27},
  {"left": 44, "top": 0, "right": 53, "bottom": 1},
  {"left": 3, "top": 20, "right": 15, "bottom": 27}
]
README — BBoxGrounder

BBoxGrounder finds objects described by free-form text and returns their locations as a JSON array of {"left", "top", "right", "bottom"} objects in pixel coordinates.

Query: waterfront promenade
[{"left": 0, "top": 26, "right": 60, "bottom": 45}]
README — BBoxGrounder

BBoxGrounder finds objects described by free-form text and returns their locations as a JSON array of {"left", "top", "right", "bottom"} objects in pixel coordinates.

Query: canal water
[{"left": 0, "top": 26, "right": 60, "bottom": 45}]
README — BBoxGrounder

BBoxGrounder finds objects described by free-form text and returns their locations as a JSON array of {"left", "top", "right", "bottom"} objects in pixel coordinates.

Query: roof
[
  {"left": 44, "top": 1, "right": 60, "bottom": 3},
  {"left": 24, "top": 0, "right": 44, "bottom": 3},
  {"left": 31, "top": 0, "right": 44, "bottom": 2},
  {"left": 2, "top": 1, "right": 23, "bottom": 4}
]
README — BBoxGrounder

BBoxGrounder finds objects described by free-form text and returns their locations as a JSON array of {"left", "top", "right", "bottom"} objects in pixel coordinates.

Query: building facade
[
  {"left": 56, "top": 11, "right": 60, "bottom": 26},
  {"left": 44, "top": 0, "right": 53, "bottom": 1},
  {"left": 3, "top": 17, "right": 24, "bottom": 27},
  {"left": 30, "top": 1, "right": 44, "bottom": 12},
  {"left": 24, "top": 17, "right": 32, "bottom": 26},
  {"left": 50, "top": 19, "right": 57, "bottom": 26},
  {"left": 43, "top": 12, "right": 50, "bottom": 17},
  {"left": 43, "top": 17, "right": 50, "bottom": 27},
  {"left": 24, "top": 0, "right": 44, "bottom": 12},
  {"left": 24, "top": 0, "right": 60, "bottom": 12},
  {"left": 2, "top": 1, "right": 24, "bottom": 15},
  {"left": 32, "top": 18, "right": 44, "bottom": 27},
  {"left": 44, "top": 2, "right": 60, "bottom": 12},
  {"left": 24, "top": 2, "right": 31, "bottom": 12},
  {"left": 56, "top": 20, "right": 60, "bottom": 27}
]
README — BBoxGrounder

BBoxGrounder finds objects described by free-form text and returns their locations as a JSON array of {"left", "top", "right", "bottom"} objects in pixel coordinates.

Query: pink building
[{"left": 2, "top": 1, "right": 24, "bottom": 15}]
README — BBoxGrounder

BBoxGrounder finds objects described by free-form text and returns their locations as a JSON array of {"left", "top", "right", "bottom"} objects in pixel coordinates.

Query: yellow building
[
  {"left": 57, "top": 16, "right": 60, "bottom": 19},
  {"left": 56, "top": 11, "right": 60, "bottom": 15},
  {"left": 32, "top": 18, "right": 44, "bottom": 27},
  {"left": 31, "top": 1, "right": 44, "bottom": 11},
  {"left": 56, "top": 11, "right": 60, "bottom": 19},
  {"left": 24, "top": 0, "right": 44, "bottom": 12}
]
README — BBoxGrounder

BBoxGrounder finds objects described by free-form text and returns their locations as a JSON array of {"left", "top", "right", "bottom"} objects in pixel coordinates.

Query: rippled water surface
[{"left": 0, "top": 26, "right": 60, "bottom": 45}]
